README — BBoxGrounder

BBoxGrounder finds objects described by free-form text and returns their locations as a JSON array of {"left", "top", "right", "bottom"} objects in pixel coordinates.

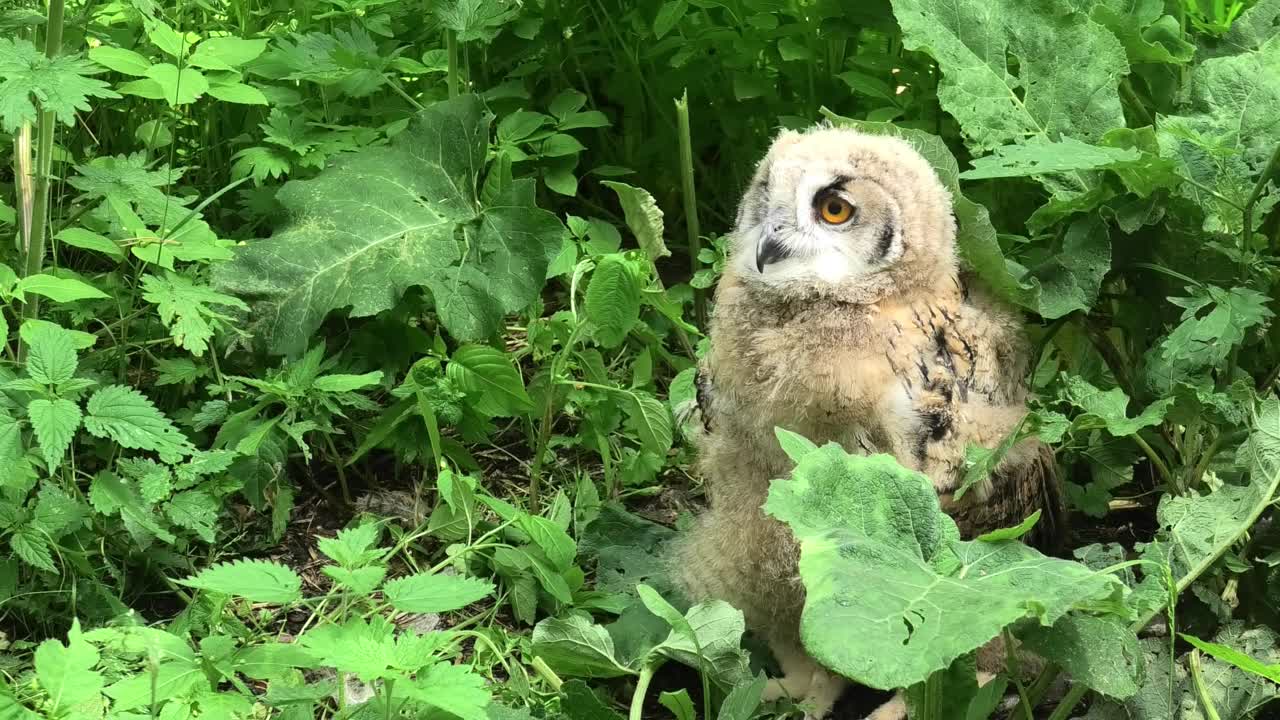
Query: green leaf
[
  {"left": 975, "top": 509, "right": 1040, "bottom": 542},
  {"left": 84, "top": 385, "right": 194, "bottom": 462},
  {"left": 178, "top": 559, "right": 302, "bottom": 603},
  {"left": 585, "top": 254, "right": 642, "bottom": 348},
  {"left": 144, "top": 63, "right": 208, "bottom": 106},
  {"left": 311, "top": 371, "right": 383, "bottom": 393},
  {"left": 1159, "top": 285, "right": 1274, "bottom": 373},
  {"left": 214, "top": 95, "right": 565, "bottom": 355},
  {"left": 446, "top": 345, "right": 533, "bottom": 417},
  {"left": 1091, "top": 0, "right": 1195, "bottom": 64},
  {"left": 15, "top": 274, "right": 109, "bottom": 302},
  {"left": 316, "top": 521, "right": 383, "bottom": 568},
  {"left": 407, "top": 663, "right": 491, "bottom": 720},
  {"left": 34, "top": 620, "right": 102, "bottom": 715},
  {"left": 623, "top": 391, "right": 673, "bottom": 457},
  {"left": 55, "top": 227, "right": 125, "bottom": 259},
  {"left": 206, "top": 80, "right": 269, "bottom": 105},
  {"left": 11, "top": 529, "right": 56, "bottom": 573},
  {"left": 141, "top": 272, "right": 249, "bottom": 357},
  {"left": 87, "top": 45, "right": 152, "bottom": 76},
  {"left": 31, "top": 485, "right": 87, "bottom": 538},
  {"left": 653, "top": 1, "right": 689, "bottom": 39},
  {"left": 1061, "top": 376, "right": 1174, "bottom": 437},
  {"left": 0, "top": 38, "right": 120, "bottom": 132},
  {"left": 1020, "top": 614, "right": 1144, "bottom": 698},
  {"left": 1179, "top": 633, "right": 1280, "bottom": 684},
  {"left": 775, "top": 427, "right": 820, "bottom": 463},
  {"left": 888, "top": 0, "right": 1128, "bottom": 151},
  {"left": 601, "top": 182, "right": 669, "bottom": 262},
  {"left": 383, "top": 572, "right": 495, "bottom": 613},
  {"left": 1022, "top": 215, "right": 1111, "bottom": 319},
  {"left": 143, "top": 16, "right": 189, "bottom": 58},
  {"left": 716, "top": 672, "right": 766, "bottom": 720},
  {"left": 28, "top": 398, "right": 81, "bottom": 470},
  {"left": 960, "top": 137, "right": 1141, "bottom": 180},
  {"left": 23, "top": 320, "right": 78, "bottom": 386},
  {"left": 165, "top": 490, "right": 219, "bottom": 542},
  {"left": 658, "top": 690, "right": 695, "bottom": 720},
  {"left": 323, "top": 565, "right": 387, "bottom": 595},
  {"left": 88, "top": 471, "right": 176, "bottom": 544},
  {"left": 531, "top": 614, "right": 637, "bottom": 678},
  {"left": 764, "top": 444, "right": 1126, "bottom": 690},
  {"left": 189, "top": 37, "right": 268, "bottom": 70},
  {"left": 435, "top": 0, "right": 520, "bottom": 43}
]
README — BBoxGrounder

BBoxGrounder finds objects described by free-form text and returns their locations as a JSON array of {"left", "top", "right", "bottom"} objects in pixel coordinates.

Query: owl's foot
[{"left": 762, "top": 641, "right": 846, "bottom": 719}]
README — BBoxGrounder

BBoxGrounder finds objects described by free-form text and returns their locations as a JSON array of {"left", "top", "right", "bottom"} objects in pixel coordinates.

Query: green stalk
[
  {"left": 20, "top": 0, "right": 67, "bottom": 333},
  {"left": 628, "top": 663, "right": 657, "bottom": 720},
  {"left": 1225, "top": 141, "right": 1280, "bottom": 386},
  {"left": 1188, "top": 651, "right": 1223, "bottom": 720},
  {"left": 674, "top": 89, "right": 705, "bottom": 329},
  {"left": 447, "top": 30, "right": 460, "bottom": 98}
]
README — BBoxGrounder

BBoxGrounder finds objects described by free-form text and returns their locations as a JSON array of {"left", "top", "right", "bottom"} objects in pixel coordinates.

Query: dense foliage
[{"left": 2, "top": 0, "right": 1280, "bottom": 719}]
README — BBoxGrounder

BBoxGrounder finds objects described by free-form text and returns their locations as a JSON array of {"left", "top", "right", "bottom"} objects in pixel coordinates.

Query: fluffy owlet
[{"left": 672, "top": 125, "right": 1066, "bottom": 717}]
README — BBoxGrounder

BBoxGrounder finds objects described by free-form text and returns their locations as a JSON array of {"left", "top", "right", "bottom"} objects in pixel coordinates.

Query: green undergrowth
[{"left": 3, "top": 0, "right": 1280, "bottom": 719}]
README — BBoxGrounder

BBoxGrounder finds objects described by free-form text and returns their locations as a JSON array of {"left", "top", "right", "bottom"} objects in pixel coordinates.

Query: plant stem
[
  {"left": 674, "top": 89, "right": 705, "bottom": 329},
  {"left": 20, "top": 0, "right": 67, "bottom": 337},
  {"left": 629, "top": 663, "right": 657, "bottom": 720},
  {"left": 446, "top": 31, "right": 460, "bottom": 98},
  {"left": 1133, "top": 432, "right": 1176, "bottom": 494},
  {"left": 1003, "top": 629, "right": 1034, "bottom": 720},
  {"left": 1188, "top": 651, "right": 1223, "bottom": 720},
  {"left": 383, "top": 678, "right": 395, "bottom": 720},
  {"left": 1226, "top": 141, "right": 1280, "bottom": 385}
]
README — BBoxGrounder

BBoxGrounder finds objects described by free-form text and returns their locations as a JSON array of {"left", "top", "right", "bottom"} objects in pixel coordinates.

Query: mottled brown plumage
[{"left": 671, "top": 125, "right": 1065, "bottom": 717}]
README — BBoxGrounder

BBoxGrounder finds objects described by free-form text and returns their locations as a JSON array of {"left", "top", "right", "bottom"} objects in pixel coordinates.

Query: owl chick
[{"left": 672, "top": 125, "right": 1066, "bottom": 717}]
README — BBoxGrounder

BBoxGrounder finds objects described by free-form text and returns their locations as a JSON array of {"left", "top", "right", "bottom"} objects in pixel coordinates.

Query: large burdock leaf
[
  {"left": 215, "top": 94, "right": 565, "bottom": 356},
  {"left": 764, "top": 429, "right": 1128, "bottom": 691},
  {"left": 889, "top": 0, "right": 1128, "bottom": 152}
]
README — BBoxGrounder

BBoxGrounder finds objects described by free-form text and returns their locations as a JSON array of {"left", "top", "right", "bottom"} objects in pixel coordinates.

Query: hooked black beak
[{"left": 755, "top": 232, "right": 789, "bottom": 273}]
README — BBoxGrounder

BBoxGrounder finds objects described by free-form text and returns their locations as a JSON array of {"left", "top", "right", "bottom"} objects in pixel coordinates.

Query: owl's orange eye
[{"left": 818, "top": 196, "right": 854, "bottom": 224}]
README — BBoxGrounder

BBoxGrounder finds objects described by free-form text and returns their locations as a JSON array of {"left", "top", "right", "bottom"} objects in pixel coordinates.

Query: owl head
[{"left": 730, "top": 124, "right": 959, "bottom": 304}]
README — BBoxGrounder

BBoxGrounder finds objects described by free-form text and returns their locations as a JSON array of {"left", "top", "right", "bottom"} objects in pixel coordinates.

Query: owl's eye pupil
[{"left": 827, "top": 201, "right": 840, "bottom": 213}]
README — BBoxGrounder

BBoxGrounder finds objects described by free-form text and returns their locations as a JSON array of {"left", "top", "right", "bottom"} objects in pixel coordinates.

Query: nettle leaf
[
  {"left": 317, "top": 522, "right": 383, "bottom": 568},
  {"left": 12, "top": 529, "right": 56, "bottom": 572},
  {"left": 408, "top": 662, "right": 491, "bottom": 720},
  {"left": 623, "top": 391, "right": 673, "bottom": 457},
  {"left": 0, "top": 37, "right": 120, "bottom": 132},
  {"left": 179, "top": 559, "right": 302, "bottom": 603},
  {"left": 89, "top": 471, "right": 175, "bottom": 544},
  {"left": 601, "top": 182, "right": 668, "bottom": 263},
  {"left": 28, "top": 398, "right": 81, "bottom": 470},
  {"left": 165, "top": 490, "right": 219, "bottom": 542},
  {"left": 23, "top": 320, "right": 78, "bottom": 386},
  {"left": 141, "top": 272, "right": 249, "bottom": 357},
  {"left": 383, "top": 572, "right": 495, "bottom": 613},
  {"left": 445, "top": 345, "right": 533, "bottom": 417},
  {"left": 214, "top": 95, "right": 565, "bottom": 355},
  {"left": 84, "top": 385, "right": 195, "bottom": 462},
  {"left": 585, "top": 254, "right": 643, "bottom": 348},
  {"left": 764, "top": 435, "right": 1126, "bottom": 690}
]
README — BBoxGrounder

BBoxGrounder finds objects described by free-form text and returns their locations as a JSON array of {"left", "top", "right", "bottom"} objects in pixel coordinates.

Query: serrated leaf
[
  {"left": 84, "top": 384, "right": 195, "bottom": 461},
  {"left": 142, "top": 271, "right": 248, "bottom": 357},
  {"left": 585, "top": 254, "right": 642, "bottom": 348},
  {"left": 23, "top": 320, "right": 77, "bottom": 386},
  {"left": 445, "top": 345, "right": 532, "bottom": 417},
  {"left": 214, "top": 95, "right": 564, "bottom": 355},
  {"left": 32, "top": 485, "right": 86, "bottom": 538},
  {"left": 28, "top": 398, "right": 81, "bottom": 470},
  {"left": 435, "top": 0, "right": 520, "bottom": 43},
  {"left": 764, "top": 442, "right": 1126, "bottom": 690},
  {"left": 407, "top": 662, "right": 491, "bottom": 720},
  {"left": 34, "top": 620, "right": 102, "bottom": 714},
  {"left": 623, "top": 391, "right": 673, "bottom": 457},
  {"left": 1020, "top": 614, "right": 1143, "bottom": 698},
  {"left": 316, "top": 521, "right": 383, "bottom": 568},
  {"left": 178, "top": 559, "right": 302, "bottom": 603},
  {"left": 16, "top": 274, "right": 108, "bottom": 302},
  {"left": 0, "top": 38, "right": 120, "bottom": 132},
  {"left": 165, "top": 490, "right": 219, "bottom": 542},
  {"left": 88, "top": 471, "right": 176, "bottom": 544},
  {"left": 601, "top": 182, "right": 668, "bottom": 262},
  {"left": 1062, "top": 376, "right": 1174, "bottom": 437},
  {"left": 12, "top": 529, "right": 56, "bottom": 573},
  {"left": 323, "top": 565, "right": 387, "bottom": 595},
  {"left": 889, "top": 0, "right": 1127, "bottom": 152},
  {"left": 383, "top": 572, "right": 494, "bottom": 613}
]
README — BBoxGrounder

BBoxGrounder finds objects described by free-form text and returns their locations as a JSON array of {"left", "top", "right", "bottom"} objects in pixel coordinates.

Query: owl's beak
[{"left": 755, "top": 233, "right": 788, "bottom": 273}]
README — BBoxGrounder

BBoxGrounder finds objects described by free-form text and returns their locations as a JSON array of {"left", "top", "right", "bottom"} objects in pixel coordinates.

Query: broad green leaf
[
  {"left": 1159, "top": 285, "right": 1273, "bottom": 372},
  {"left": 601, "top": 182, "right": 669, "bottom": 262},
  {"left": 975, "top": 509, "right": 1040, "bottom": 542},
  {"left": 189, "top": 37, "right": 268, "bottom": 70},
  {"left": 31, "top": 485, "right": 87, "bottom": 538},
  {"left": 28, "top": 398, "right": 81, "bottom": 470},
  {"left": 165, "top": 490, "right": 219, "bottom": 542},
  {"left": 34, "top": 620, "right": 102, "bottom": 715},
  {"left": 178, "top": 559, "right": 302, "bottom": 603},
  {"left": 87, "top": 46, "right": 152, "bottom": 76},
  {"left": 214, "top": 95, "right": 565, "bottom": 355},
  {"left": 0, "top": 38, "right": 120, "bottom": 132},
  {"left": 623, "top": 391, "right": 673, "bottom": 457},
  {"left": 654, "top": 1, "right": 689, "bottom": 39},
  {"left": 23, "top": 320, "right": 77, "bottom": 386},
  {"left": 775, "top": 427, "right": 820, "bottom": 463},
  {"left": 889, "top": 0, "right": 1128, "bottom": 151},
  {"left": 716, "top": 672, "right": 766, "bottom": 720},
  {"left": 1061, "top": 376, "right": 1174, "bottom": 437},
  {"left": 659, "top": 690, "right": 695, "bottom": 720},
  {"left": 316, "top": 521, "right": 383, "bottom": 568},
  {"left": 1021, "top": 215, "right": 1111, "bottom": 319},
  {"left": 383, "top": 573, "right": 494, "bottom": 613},
  {"left": 407, "top": 663, "right": 491, "bottom": 720},
  {"left": 585, "top": 254, "right": 642, "bottom": 348},
  {"left": 11, "top": 530, "right": 56, "bottom": 573},
  {"left": 233, "top": 643, "right": 319, "bottom": 681},
  {"left": 311, "top": 371, "right": 383, "bottom": 393},
  {"left": 206, "top": 81, "right": 269, "bottom": 105},
  {"left": 54, "top": 227, "right": 125, "bottom": 259},
  {"left": 145, "top": 63, "right": 208, "bottom": 106},
  {"left": 518, "top": 515, "right": 577, "bottom": 572},
  {"left": 16, "top": 274, "right": 108, "bottom": 302},
  {"left": 1091, "top": 0, "right": 1195, "bottom": 64},
  {"left": 322, "top": 565, "right": 387, "bottom": 595},
  {"left": 1020, "top": 614, "right": 1143, "bottom": 698},
  {"left": 88, "top": 471, "right": 176, "bottom": 544},
  {"left": 764, "top": 443, "right": 1126, "bottom": 690},
  {"left": 446, "top": 345, "right": 533, "bottom": 417},
  {"left": 143, "top": 16, "right": 190, "bottom": 58},
  {"left": 84, "top": 385, "right": 195, "bottom": 462},
  {"left": 960, "top": 137, "right": 1141, "bottom": 180},
  {"left": 435, "top": 0, "right": 520, "bottom": 43},
  {"left": 531, "top": 613, "right": 637, "bottom": 678}
]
